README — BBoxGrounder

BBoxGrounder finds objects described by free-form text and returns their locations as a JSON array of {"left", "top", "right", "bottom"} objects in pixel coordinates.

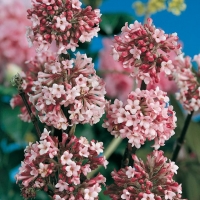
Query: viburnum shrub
[{"left": 10, "top": 0, "right": 200, "bottom": 199}]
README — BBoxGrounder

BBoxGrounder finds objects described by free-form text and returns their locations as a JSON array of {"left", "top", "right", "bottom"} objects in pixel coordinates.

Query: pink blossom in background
[
  {"left": 0, "top": 0, "right": 35, "bottom": 68},
  {"left": 99, "top": 38, "right": 134, "bottom": 102},
  {"left": 147, "top": 71, "right": 178, "bottom": 94}
]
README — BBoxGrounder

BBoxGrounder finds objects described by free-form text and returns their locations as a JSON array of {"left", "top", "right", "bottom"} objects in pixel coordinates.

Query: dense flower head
[
  {"left": 16, "top": 128, "right": 107, "bottom": 199},
  {"left": 10, "top": 51, "right": 56, "bottom": 122},
  {"left": 112, "top": 18, "right": 182, "bottom": 84},
  {"left": 27, "top": 0, "right": 101, "bottom": 53},
  {"left": 105, "top": 150, "right": 183, "bottom": 200},
  {"left": 99, "top": 38, "right": 134, "bottom": 102},
  {"left": 172, "top": 54, "right": 200, "bottom": 112},
  {"left": 0, "top": 0, "right": 35, "bottom": 67},
  {"left": 102, "top": 87, "right": 176, "bottom": 149},
  {"left": 28, "top": 52, "right": 106, "bottom": 130}
]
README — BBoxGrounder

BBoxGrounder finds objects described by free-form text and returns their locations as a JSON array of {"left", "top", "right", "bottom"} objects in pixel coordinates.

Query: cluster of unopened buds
[
  {"left": 16, "top": 128, "right": 108, "bottom": 199},
  {"left": 103, "top": 87, "right": 177, "bottom": 149},
  {"left": 172, "top": 54, "right": 200, "bottom": 112},
  {"left": 27, "top": 0, "right": 101, "bottom": 53},
  {"left": 105, "top": 150, "right": 183, "bottom": 200},
  {"left": 112, "top": 18, "right": 182, "bottom": 84}
]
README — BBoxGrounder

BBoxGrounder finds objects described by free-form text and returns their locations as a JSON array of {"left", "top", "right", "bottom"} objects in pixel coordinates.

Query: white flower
[
  {"left": 53, "top": 195, "right": 65, "bottom": 200},
  {"left": 55, "top": 180, "right": 68, "bottom": 192},
  {"left": 126, "top": 166, "right": 135, "bottom": 178},
  {"left": 84, "top": 184, "right": 101, "bottom": 200},
  {"left": 56, "top": 16, "right": 69, "bottom": 31},
  {"left": 71, "top": 0, "right": 82, "bottom": 9},
  {"left": 161, "top": 60, "right": 174, "bottom": 75},
  {"left": 90, "top": 141, "right": 103, "bottom": 154},
  {"left": 141, "top": 193, "right": 155, "bottom": 200},
  {"left": 40, "top": 128, "right": 50, "bottom": 140},
  {"left": 153, "top": 29, "right": 166, "bottom": 43},
  {"left": 164, "top": 190, "right": 176, "bottom": 200},
  {"left": 121, "top": 189, "right": 130, "bottom": 200},
  {"left": 130, "top": 45, "right": 141, "bottom": 60},
  {"left": 65, "top": 161, "right": 80, "bottom": 177},
  {"left": 61, "top": 151, "right": 73, "bottom": 165},
  {"left": 169, "top": 161, "right": 179, "bottom": 174},
  {"left": 38, "top": 163, "right": 48, "bottom": 177},
  {"left": 38, "top": 140, "right": 51, "bottom": 155}
]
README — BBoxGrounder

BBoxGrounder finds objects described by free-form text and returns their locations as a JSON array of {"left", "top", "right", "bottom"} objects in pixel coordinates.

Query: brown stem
[
  {"left": 19, "top": 90, "right": 41, "bottom": 138},
  {"left": 121, "top": 143, "right": 137, "bottom": 168},
  {"left": 140, "top": 80, "right": 147, "bottom": 90},
  {"left": 11, "top": 74, "right": 41, "bottom": 138},
  {"left": 171, "top": 111, "right": 194, "bottom": 162},
  {"left": 69, "top": 124, "right": 76, "bottom": 137}
]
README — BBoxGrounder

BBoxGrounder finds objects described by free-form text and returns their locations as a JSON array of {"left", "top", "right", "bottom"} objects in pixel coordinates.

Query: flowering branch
[
  {"left": 11, "top": 74, "right": 41, "bottom": 137},
  {"left": 19, "top": 91, "right": 42, "bottom": 138},
  {"left": 172, "top": 111, "right": 194, "bottom": 162}
]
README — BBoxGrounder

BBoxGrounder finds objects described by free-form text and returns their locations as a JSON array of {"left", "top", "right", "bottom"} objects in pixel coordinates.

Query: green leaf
[
  {"left": 75, "top": 124, "right": 95, "bottom": 141},
  {"left": 99, "top": 13, "right": 134, "bottom": 36},
  {"left": 82, "top": 0, "right": 103, "bottom": 8},
  {"left": 99, "top": 186, "right": 111, "bottom": 200},
  {"left": 185, "top": 172, "right": 200, "bottom": 200},
  {"left": 186, "top": 121, "right": 200, "bottom": 162},
  {"left": 35, "top": 191, "right": 50, "bottom": 200},
  {"left": 8, "top": 149, "right": 25, "bottom": 169},
  {"left": 0, "top": 168, "right": 11, "bottom": 195},
  {"left": 0, "top": 85, "right": 17, "bottom": 96},
  {"left": 0, "top": 104, "right": 33, "bottom": 142}
]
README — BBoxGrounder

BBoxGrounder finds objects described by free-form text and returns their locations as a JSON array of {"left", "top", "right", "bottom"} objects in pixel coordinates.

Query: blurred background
[{"left": 0, "top": 0, "right": 200, "bottom": 199}]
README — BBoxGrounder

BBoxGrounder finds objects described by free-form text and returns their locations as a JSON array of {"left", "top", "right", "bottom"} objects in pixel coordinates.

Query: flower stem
[
  {"left": 69, "top": 124, "right": 76, "bottom": 137},
  {"left": 140, "top": 80, "right": 146, "bottom": 90},
  {"left": 121, "top": 143, "right": 137, "bottom": 167},
  {"left": 19, "top": 91, "right": 41, "bottom": 138},
  {"left": 172, "top": 111, "right": 194, "bottom": 162},
  {"left": 11, "top": 74, "right": 41, "bottom": 137}
]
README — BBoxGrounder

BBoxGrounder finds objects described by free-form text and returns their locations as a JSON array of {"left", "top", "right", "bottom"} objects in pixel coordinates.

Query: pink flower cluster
[
  {"left": 10, "top": 52, "right": 56, "bottom": 122},
  {"left": 172, "top": 54, "right": 200, "bottom": 112},
  {"left": 28, "top": 52, "right": 106, "bottom": 130},
  {"left": 112, "top": 18, "right": 182, "bottom": 84},
  {"left": 105, "top": 150, "right": 183, "bottom": 200},
  {"left": 102, "top": 87, "right": 176, "bottom": 149},
  {"left": 99, "top": 38, "right": 134, "bottom": 102},
  {"left": 0, "top": 0, "right": 35, "bottom": 67},
  {"left": 27, "top": 0, "right": 101, "bottom": 53},
  {"left": 16, "top": 128, "right": 108, "bottom": 199}
]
